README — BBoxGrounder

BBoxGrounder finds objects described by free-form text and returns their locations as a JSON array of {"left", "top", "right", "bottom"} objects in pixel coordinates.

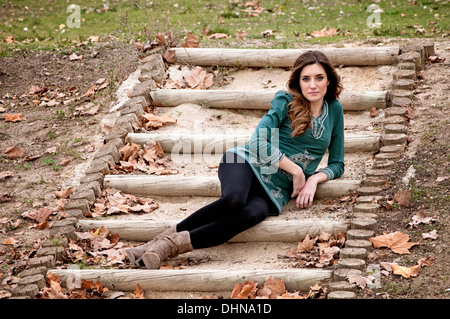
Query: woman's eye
[
  {"left": 317, "top": 76, "right": 324, "bottom": 80},
  {"left": 302, "top": 77, "right": 309, "bottom": 82}
]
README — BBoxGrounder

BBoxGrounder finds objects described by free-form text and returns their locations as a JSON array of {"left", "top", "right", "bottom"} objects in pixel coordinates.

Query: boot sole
[
  {"left": 141, "top": 252, "right": 161, "bottom": 269},
  {"left": 125, "top": 249, "right": 136, "bottom": 265}
]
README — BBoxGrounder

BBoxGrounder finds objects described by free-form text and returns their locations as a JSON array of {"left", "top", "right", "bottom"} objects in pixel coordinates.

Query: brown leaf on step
[
  {"left": 263, "top": 276, "right": 286, "bottom": 299},
  {"left": 54, "top": 187, "right": 74, "bottom": 199},
  {"left": 231, "top": 281, "right": 258, "bottom": 299},
  {"left": 297, "top": 234, "right": 316, "bottom": 253},
  {"left": 132, "top": 284, "right": 145, "bottom": 299},
  {"left": 4, "top": 113, "right": 25, "bottom": 122},
  {"left": 21, "top": 207, "right": 53, "bottom": 223},
  {"left": 164, "top": 49, "right": 177, "bottom": 64},
  {"left": 182, "top": 32, "right": 200, "bottom": 48},
  {"left": 394, "top": 190, "right": 411, "bottom": 207},
  {"left": 4, "top": 145, "right": 24, "bottom": 159},
  {"left": 140, "top": 113, "right": 177, "bottom": 129},
  {"left": 369, "top": 106, "right": 378, "bottom": 118},
  {"left": 405, "top": 105, "right": 417, "bottom": 120},
  {"left": 310, "top": 27, "right": 338, "bottom": 38},
  {"left": 184, "top": 66, "right": 214, "bottom": 90},
  {"left": 369, "top": 231, "right": 421, "bottom": 254}
]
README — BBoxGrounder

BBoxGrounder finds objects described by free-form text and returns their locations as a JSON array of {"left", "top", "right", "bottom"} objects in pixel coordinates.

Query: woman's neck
[{"left": 310, "top": 99, "right": 324, "bottom": 118}]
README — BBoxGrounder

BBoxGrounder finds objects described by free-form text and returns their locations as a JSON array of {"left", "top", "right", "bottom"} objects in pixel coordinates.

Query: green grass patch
[{"left": 0, "top": 0, "right": 448, "bottom": 54}]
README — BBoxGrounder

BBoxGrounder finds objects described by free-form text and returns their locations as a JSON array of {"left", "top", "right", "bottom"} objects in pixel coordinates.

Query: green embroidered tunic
[{"left": 228, "top": 90, "right": 345, "bottom": 215}]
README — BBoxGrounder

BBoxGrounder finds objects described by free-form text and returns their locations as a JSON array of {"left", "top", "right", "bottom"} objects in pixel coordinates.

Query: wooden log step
[
  {"left": 103, "top": 175, "right": 362, "bottom": 199},
  {"left": 170, "top": 47, "right": 400, "bottom": 67},
  {"left": 77, "top": 219, "right": 349, "bottom": 243},
  {"left": 150, "top": 89, "right": 387, "bottom": 111},
  {"left": 48, "top": 268, "right": 333, "bottom": 292},
  {"left": 127, "top": 132, "right": 381, "bottom": 154}
]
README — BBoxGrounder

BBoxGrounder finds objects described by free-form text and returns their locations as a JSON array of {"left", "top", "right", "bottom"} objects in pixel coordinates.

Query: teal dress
[{"left": 228, "top": 90, "right": 345, "bottom": 215}]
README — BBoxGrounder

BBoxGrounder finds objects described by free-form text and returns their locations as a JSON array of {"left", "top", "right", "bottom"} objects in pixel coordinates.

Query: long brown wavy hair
[{"left": 287, "top": 50, "right": 343, "bottom": 137}]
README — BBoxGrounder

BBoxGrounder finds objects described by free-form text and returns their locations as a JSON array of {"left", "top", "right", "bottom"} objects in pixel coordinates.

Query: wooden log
[
  {"left": 127, "top": 132, "right": 381, "bottom": 153},
  {"left": 77, "top": 219, "right": 349, "bottom": 243},
  {"left": 48, "top": 268, "right": 333, "bottom": 292},
  {"left": 150, "top": 89, "right": 387, "bottom": 111},
  {"left": 170, "top": 47, "right": 400, "bottom": 67},
  {"left": 103, "top": 175, "right": 361, "bottom": 199}
]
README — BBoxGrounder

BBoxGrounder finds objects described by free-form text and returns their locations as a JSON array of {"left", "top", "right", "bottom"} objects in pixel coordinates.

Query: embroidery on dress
[
  {"left": 289, "top": 149, "right": 316, "bottom": 170},
  {"left": 271, "top": 187, "right": 284, "bottom": 199},
  {"left": 311, "top": 101, "right": 328, "bottom": 140}
]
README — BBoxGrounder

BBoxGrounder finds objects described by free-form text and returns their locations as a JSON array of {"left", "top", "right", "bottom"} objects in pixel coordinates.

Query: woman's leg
[
  {"left": 188, "top": 193, "right": 271, "bottom": 249},
  {"left": 176, "top": 152, "right": 254, "bottom": 232}
]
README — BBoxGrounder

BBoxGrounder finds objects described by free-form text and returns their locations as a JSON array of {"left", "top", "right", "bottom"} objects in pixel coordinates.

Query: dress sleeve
[
  {"left": 248, "top": 91, "right": 291, "bottom": 166},
  {"left": 317, "top": 101, "right": 345, "bottom": 180}
]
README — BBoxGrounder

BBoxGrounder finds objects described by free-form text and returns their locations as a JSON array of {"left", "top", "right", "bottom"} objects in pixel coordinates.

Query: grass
[{"left": 0, "top": 0, "right": 448, "bottom": 55}]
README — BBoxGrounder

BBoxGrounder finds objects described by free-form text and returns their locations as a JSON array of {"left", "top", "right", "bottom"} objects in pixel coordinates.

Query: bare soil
[{"left": 0, "top": 38, "right": 449, "bottom": 299}]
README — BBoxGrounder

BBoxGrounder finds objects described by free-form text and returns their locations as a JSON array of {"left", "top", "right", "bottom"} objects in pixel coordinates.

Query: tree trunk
[
  {"left": 150, "top": 89, "right": 387, "bottom": 111},
  {"left": 49, "top": 268, "right": 333, "bottom": 292},
  {"left": 127, "top": 132, "right": 380, "bottom": 153},
  {"left": 170, "top": 47, "right": 400, "bottom": 67},
  {"left": 77, "top": 219, "right": 348, "bottom": 242},
  {"left": 103, "top": 175, "right": 361, "bottom": 198}
]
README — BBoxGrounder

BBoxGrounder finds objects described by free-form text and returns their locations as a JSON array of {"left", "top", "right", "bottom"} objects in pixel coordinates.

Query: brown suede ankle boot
[
  {"left": 141, "top": 231, "right": 193, "bottom": 269},
  {"left": 125, "top": 225, "right": 177, "bottom": 266}
]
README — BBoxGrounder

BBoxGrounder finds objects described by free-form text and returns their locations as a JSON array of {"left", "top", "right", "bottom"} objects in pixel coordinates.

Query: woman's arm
[
  {"left": 296, "top": 171, "right": 327, "bottom": 209},
  {"left": 277, "top": 156, "right": 306, "bottom": 200}
]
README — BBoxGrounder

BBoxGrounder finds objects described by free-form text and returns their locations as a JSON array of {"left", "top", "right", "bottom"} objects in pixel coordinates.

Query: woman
[{"left": 126, "top": 50, "right": 345, "bottom": 269}]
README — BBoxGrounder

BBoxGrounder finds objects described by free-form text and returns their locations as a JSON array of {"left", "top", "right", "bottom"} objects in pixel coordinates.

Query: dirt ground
[{"left": 0, "top": 38, "right": 449, "bottom": 299}]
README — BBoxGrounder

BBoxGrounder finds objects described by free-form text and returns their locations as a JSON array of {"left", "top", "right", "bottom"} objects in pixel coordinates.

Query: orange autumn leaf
[
  {"left": 392, "top": 264, "right": 421, "bottom": 278},
  {"left": 4, "top": 145, "right": 24, "bottom": 159},
  {"left": 3, "top": 237, "right": 17, "bottom": 245},
  {"left": 4, "top": 113, "right": 25, "bottom": 122},
  {"left": 182, "top": 32, "right": 200, "bottom": 48},
  {"left": 369, "top": 231, "right": 421, "bottom": 254},
  {"left": 184, "top": 66, "right": 214, "bottom": 90},
  {"left": 310, "top": 27, "right": 338, "bottom": 38},
  {"left": 132, "top": 284, "right": 145, "bottom": 299},
  {"left": 297, "top": 234, "right": 316, "bottom": 253},
  {"left": 54, "top": 187, "right": 74, "bottom": 199}
]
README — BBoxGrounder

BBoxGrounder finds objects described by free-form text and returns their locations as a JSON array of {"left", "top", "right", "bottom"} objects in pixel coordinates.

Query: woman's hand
[
  {"left": 291, "top": 170, "right": 306, "bottom": 199},
  {"left": 295, "top": 172, "right": 327, "bottom": 209},
  {"left": 295, "top": 178, "right": 318, "bottom": 209}
]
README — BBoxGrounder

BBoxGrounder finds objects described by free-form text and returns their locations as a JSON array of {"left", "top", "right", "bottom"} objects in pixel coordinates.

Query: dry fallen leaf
[
  {"left": 54, "top": 187, "right": 74, "bottom": 199},
  {"left": 182, "top": 32, "right": 200, "bottom": 48},
  {"left": 310, "top": 27, "right": 338, "bottom": 38},
  {"left": 4, "top": 146, "right": 24, "bottom": 159},
  {"left": 297, "top": 234, "right": 316, "bottom": 253},
  {"left": 392, "top": 264, "right": 421, "bottom": 278},
  {"left": 407, "top": 211, "right": 438, "bottom": 229},
  {"left": 394, "top": 190, "right": 411, "bottom": 207},
  {"left": 422, "top": 229, "right": 438, "bottom": 240},
  {"left": 132, "top": 283, "right": 145, "bottom": 299},
  {"left": 208, "top": 33, "right": 230, "bottom": 39},
  {"left": 369, "top": 231, "right": 421, "bottom": 254},
  {"left": 369, "top": 106, "right": 378, "bottom": 118},
  {"left": 184, "top": 66, "right": 214, "bottom": 90},
  {"left": 164, "top": 49, "right": 176, "bottom": 64},
  {"left": 4, "top": 113, "right": 25, "bottom": 122}
]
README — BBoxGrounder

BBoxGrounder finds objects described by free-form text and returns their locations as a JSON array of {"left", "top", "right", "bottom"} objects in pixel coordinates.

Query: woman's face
[{"left": 299, "top": 63, "right": 329, "bottom": 104}]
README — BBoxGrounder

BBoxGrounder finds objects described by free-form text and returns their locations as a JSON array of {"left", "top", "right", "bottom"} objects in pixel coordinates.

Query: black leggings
[{"left": 176, "top": 152, "right": 277, "bottom": 249}]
